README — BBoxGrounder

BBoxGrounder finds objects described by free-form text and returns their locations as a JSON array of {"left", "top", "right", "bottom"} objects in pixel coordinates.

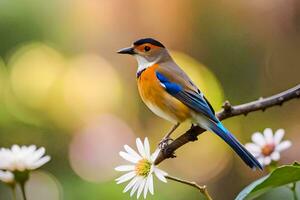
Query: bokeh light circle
[
  {"left": 9, "top": 43, "right": 65, "bottom": 109},
  {"left": 63, "top": 54, "right": 123, "bottom": 120},
  {"left": 69, "top": 114, "right": 136, "bottom": 182},
  {"left": 25, "top": 171, "right": 63, "bottom": 200}
]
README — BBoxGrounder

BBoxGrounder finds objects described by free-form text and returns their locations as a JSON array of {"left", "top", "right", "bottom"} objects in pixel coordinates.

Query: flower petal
[
  {"left": 155, "top": 167, "right": 167, "bottom": 176},
  {"left": 130, "top": 178, "right": 142, "bottom": 197},
  {"left": 137, "top": 179, "right": 146, "bottom": 199},
  {"left": 116, "top": 171, "right": 136, "bottom": 184},
  {"left": 274, "top": 129, "right": 285, "bottom": 145},
  {"left": 143, "top": 138, "right": 151, "bottom": 159},
  {"left": 124, "top": 145, "right": 142, "bottom": 160},
  {"left": 252, "top": 132, "right": 266, "bottom": 147},
  {"left": 264, "top": 156, "right": 271, "bottom": 165},
  {"left": 119, "top": 151, "right": 139, "bottom": 164},
  {"left": 27, "top": 147, "right": 46, "bottom": 165},
  {"left": 147, "top": 174, "right": 154, "bottom": 195},
  {"left": 28, "top": 145, "right": 37, "bottom": 151},
  {"left": 263, "top": 128, "right": 274, "bottom": 144},
  {"left": 115, "top": 165, "right": 135, "bottom": 172},
  {"left": 154, "top": 168, "right": 167, "bottom": 183},
  {"left": 30, "top": 155, "right": 51, "bottom": 169},
  {"left": 0, "top": 170, "right": 14, "bottom": 183},
  {"left": 276, "top": 140, "right": 292, "bottom": 152},
  {"left": 245, "top": 143, "right": 261, "bottom": 155},
  {"left": 11, "top": 145, "right": 21, "bottom": 153},
  {"left": 150, "top": 148, "right": 160, "bottom": 162},
  {"left": 136, "top": 138, "right": 146, "bottom": 158},
  {"left": 123, "top": 177, "right": 138, "bottom": 193},
  {"left": 143, "top": 177, "right": 149, "bottom": 199},
  {"left": 270, "top": 151, "right": 280, "bottom": 161}
]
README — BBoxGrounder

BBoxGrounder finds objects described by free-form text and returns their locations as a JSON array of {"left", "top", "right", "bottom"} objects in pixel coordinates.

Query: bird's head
[{"left": 117, "top": 38, "right": 171, "bottom": 70}]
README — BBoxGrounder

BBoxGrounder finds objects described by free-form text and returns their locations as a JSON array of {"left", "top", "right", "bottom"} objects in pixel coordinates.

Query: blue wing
[{"left": 156, "top": 71, "right": 218, "bottom": 123}]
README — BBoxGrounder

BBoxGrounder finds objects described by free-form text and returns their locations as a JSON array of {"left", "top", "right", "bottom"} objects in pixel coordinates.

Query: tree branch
[
  {"left": 154, "top": 84, "right": 300, "bottom": 165},
  {"left": 166, "top": 175, "right": 212, "bottom": 200}
]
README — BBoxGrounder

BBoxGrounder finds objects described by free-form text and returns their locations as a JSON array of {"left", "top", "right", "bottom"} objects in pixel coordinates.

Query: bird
[{"left": 117, "top": 38, "right": 263, "bottom": 170}]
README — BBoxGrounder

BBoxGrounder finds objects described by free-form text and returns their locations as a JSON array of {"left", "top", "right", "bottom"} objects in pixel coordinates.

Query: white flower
[
  {"left": 115, "top": 138, "right": 168, "bottom": 199},
  {"left": 0, "top": 170, "right": 14, "bottom": 184},
  {"left": 0, "top": 145, "right": 51, "bottom": 172},
  {"left": 245, "top": 128, "right": 291, "bottom": 166}
]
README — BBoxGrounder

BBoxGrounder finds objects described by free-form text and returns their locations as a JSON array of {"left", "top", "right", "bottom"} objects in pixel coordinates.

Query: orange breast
[{"left": 137, "top": 64, "right": 191, "bottom": 123}]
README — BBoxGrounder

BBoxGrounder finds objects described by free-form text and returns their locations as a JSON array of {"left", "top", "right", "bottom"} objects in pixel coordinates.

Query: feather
[
  {"left": 155, "top": 71, "right": 217, "bottom": 122},
  {"left": 209, "top": 122, "right": 263, "bottom": 170}
]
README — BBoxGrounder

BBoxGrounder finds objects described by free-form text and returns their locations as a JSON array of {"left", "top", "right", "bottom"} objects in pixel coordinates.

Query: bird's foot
[{"left": 158, "top": 137, "right": 173, "bottom": 150}]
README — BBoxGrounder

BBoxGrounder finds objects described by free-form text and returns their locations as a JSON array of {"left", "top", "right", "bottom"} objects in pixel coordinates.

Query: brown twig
[
  {"left": 154, "top": 84, "right": 300, "bottom": 165},
  {"left": 166, "top": 175, "right": 213, "bottom": 200}
]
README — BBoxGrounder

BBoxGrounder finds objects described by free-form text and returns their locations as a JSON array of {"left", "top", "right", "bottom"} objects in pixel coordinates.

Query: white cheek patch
[
  {"left": 135, "top": 55, "right": 161, "bottom": 75},
  {"left": 135, "top": 55, "right": 155, "bottom": 72}
]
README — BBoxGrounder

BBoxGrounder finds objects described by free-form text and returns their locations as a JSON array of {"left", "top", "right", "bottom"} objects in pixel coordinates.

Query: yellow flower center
[
  {"left": 135, "top": 159, "right": 152, "bottom": 177},
  {"left": 262, "top": 143, "right": 275, "bottom": 156}
]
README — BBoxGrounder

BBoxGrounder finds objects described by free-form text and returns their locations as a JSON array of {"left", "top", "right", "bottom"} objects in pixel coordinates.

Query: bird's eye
[{"left": 144, "top": 46, "right": 151, "bottom": 52}]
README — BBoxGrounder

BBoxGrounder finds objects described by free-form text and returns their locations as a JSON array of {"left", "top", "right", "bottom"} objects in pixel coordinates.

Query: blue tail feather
[{"left": 209, "top": 122, "right": 263, "bottom": 170}]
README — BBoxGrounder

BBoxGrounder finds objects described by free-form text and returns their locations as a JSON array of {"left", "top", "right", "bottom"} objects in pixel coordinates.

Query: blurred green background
[{"left": 0, "top": 0, "right": 299, "bottom": 199}]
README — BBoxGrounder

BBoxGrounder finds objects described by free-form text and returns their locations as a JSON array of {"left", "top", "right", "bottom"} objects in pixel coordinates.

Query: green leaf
[{"left": 236, "top": 163, "right": 300, "bottom": 200}]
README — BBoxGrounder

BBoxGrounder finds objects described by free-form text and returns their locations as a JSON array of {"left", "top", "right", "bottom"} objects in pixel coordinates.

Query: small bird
[{"left": 117, "top": 38, "right": 262, "bottom": 170}]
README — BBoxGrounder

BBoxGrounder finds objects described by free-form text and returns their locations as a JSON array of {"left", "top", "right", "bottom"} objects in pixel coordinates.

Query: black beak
[{"left": 117, "top": 46, "right": 136, "bottom": 55}]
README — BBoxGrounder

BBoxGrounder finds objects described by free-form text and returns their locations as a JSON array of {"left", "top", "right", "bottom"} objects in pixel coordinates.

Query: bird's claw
[{"left": 158, "top": 137, "right": 173, "bottom": 150}]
